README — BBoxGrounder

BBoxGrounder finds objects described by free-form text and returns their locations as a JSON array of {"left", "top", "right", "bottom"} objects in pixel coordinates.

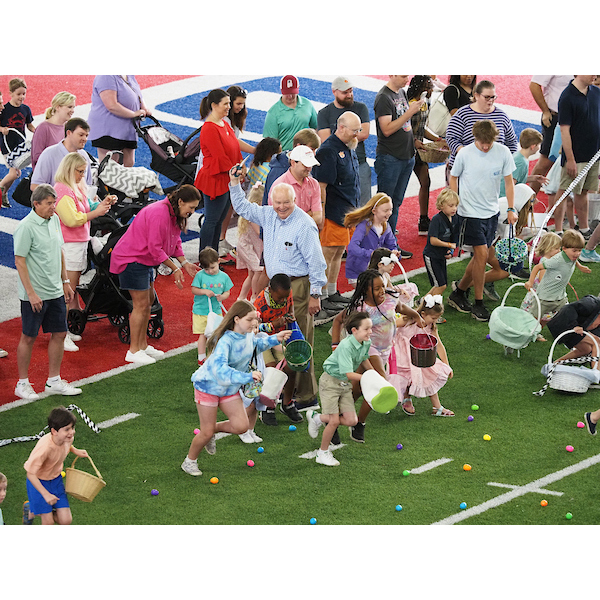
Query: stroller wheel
[
  {"left": 108, "top": 312, "right": 127, "bottom": 327},
  {"left": 147, "top": 318, "right": 164, "bottom": 339},
  {"left": 67, "top": 309, "right": 86, "bottom": 336},
  {"left": 118, "top": 323, "right": 131, "bottom": 344}
]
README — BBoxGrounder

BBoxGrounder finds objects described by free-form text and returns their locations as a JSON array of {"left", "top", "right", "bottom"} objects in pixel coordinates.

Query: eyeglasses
[
  {"left": 344, "top": 125, "right": 362, "bottom": 134},
  {"left": 75, "top": 168, "right": 86, "bottom": 175},
  {"left": 480, "top": 94, "right": 497, "bottom": 101}
]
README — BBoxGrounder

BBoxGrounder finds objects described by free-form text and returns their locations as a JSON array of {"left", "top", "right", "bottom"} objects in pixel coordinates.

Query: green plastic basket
[{"left": 284, "top": 339, "right": 313, "bottom": 371}]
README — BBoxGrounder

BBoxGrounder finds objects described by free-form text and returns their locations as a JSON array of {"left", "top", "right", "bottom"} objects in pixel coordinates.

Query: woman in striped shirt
[{"left": 445, "top": 80, "right": 518, "bottom": 183}]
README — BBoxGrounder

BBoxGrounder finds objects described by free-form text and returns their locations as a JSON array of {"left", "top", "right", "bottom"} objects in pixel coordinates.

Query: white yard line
[
  {"left": 97, "top": 413, "right": 141, "bottom": 429},
  {"left": 409, "top": 457, "right": 453, "bottom": 474},
  {"left": 432, "top": 453, "right": 600, "bottom": 525}
]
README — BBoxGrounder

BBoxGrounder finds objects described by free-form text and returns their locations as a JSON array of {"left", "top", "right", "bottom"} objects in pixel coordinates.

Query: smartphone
[{"left": 234, "top": 155, "right": 249, "bottom": 175}]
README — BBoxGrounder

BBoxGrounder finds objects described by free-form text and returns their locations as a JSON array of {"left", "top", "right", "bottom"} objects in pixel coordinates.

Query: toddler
[{"left": 192, "top": 246, "right": 233, "bottom": 365}]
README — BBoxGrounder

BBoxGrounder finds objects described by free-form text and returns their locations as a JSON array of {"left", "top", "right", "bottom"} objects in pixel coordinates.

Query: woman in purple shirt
[
  {"left": 110, "top": 185, "right": 201, "bottom": 365},
  {"left": 87, "top": 75, "right": 151, "bottom": 167}
]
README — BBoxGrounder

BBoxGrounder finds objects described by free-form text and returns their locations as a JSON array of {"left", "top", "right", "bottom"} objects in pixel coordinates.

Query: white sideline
[
  {"left": 97, "top": 413, "right": 141, "bottom": 429},
  {"left": 409, "top": 457, "right": 453, "bottom": 474},
  {"left": 431, "top": 452, "right": 600, "bottom": 525}
]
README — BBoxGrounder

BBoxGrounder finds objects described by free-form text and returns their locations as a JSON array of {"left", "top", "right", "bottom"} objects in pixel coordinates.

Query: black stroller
[
  {"left": 67, "top": 224, "right": 165, "bottom": 344},
  {"left": 133, "top": 116, "right": 201, "bottom": 195}
]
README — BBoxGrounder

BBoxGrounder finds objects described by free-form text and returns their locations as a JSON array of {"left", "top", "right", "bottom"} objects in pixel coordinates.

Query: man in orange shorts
[{"left": 313, "top": 111, "right": 362, "bottom": 318}]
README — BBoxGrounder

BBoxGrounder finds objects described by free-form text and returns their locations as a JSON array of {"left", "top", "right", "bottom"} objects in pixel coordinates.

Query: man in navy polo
[{"left": 312, "top": 111, "right": 361, "bottom": 316}]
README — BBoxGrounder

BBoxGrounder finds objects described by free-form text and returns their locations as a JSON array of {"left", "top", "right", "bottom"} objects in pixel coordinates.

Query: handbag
[
  {"left": 204, "top": 296, "right": 224, "bottom": 338},
  {"left": 12, "top": 172, "right": 33, "bottom": 207},
  {"left": 426, "top": 85, "right": 458, "bottom": 137},
  {"left": 4, "top": 128, "right": 32, "bottom": 170}
]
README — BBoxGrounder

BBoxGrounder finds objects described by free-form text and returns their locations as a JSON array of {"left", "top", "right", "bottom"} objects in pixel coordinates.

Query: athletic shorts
[
  {"left": 423, "top": 255, "right": 448, "bottom": 288},
  {"left": 457, "top": 213, "right": 499, "bottom": 248},
  {"left": 192, "top": 314, "right": 208, "bottom": 335},
  {"left": 318, "top": 372, "right": 356, "bottom": 416},
  {"left": 558, "top": 161, "right": 600, "bottom": 195},
  {"left": 194, "top": 389, "right": 241, "bottom": 407},
  {"left": 26, "top": 474, "right": 70, "bottom": 515},
  {"left": 118, "top": 262, "right": 156, "bottom": 291},
  {"left": 63, "top": 241, "right": 88, "bottom": 272},
  {"left": 320, "top": 218, "right": 352, "bottom": 247},
  {"left": 21, "top": 297, "right": 67, "bottom": 338}
]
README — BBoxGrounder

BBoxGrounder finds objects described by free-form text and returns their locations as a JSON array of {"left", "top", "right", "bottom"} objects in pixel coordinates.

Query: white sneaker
[
  {"left": 315, "top": 449, "right": 339, "bottom": 467},
  {"left": 68, "top": 332, "right": 82, "bottom": 342},
  {"left": 181, "top": 457, "right": 203, "bottom": 476},
  {"left": 248, "top": 429, "right": 263, "bottom": 443},
  {"left": 144, "top": 345, "right": 165, "bottom": 359},
  {"left": 15, "top": 381, "right": 39, "bottom": 400},
  {"left": 205, "top": 434, "right": 216, "bottom": 455},
  {"left": 239, "top": 430, "right": 255, "bottom": 444},
  {"left": 125, "top": 350, "right": 156, "bottom": 365},
  {"left": 0, "top": 348, "right": 8, "bottom": 358},
  {"left": 45, "top": 379, "right": 82, "bottom": 396},
  {"left": 63, "top": 335, "right": 79, "bottom": 352},
  {"left": 307, "top": 410, "right": 323, "bottom": 439}
]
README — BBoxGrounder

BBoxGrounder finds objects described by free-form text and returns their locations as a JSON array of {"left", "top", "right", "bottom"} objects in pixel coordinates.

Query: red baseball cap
[{"left": 281, "top": 75, "right": 299, "bottom": 95}]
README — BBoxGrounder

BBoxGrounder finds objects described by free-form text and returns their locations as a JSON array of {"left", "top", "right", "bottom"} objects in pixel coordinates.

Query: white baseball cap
[{"left": 289, "top": 145, "right": 320, "bottom": 167}]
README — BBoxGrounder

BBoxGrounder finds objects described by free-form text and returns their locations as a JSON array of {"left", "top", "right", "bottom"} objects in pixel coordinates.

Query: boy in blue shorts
[
  {"left": 23, "top": 406, "right": 88, "bottom": 525},
  {"left": 306, "top": 311, "right": 374, "bottom": 466},
  {"left": 447, "top": 120, "right": 518, "bottom": 322},
  {"left": 192, "top": 246, "right": 233, "bottom": 365}
]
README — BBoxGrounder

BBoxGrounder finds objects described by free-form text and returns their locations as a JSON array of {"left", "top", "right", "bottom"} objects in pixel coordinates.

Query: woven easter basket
[
  {"left": 417, "top": 141, "right": 450, "bottom": 164},
  {"left": 65, "top": 455, "right": 106, "bottom": 502}
]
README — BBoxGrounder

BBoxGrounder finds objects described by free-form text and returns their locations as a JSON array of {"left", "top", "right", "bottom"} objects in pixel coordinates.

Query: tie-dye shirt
[{"left": 358, "top": 295, "right": 398, "bottom": 361}]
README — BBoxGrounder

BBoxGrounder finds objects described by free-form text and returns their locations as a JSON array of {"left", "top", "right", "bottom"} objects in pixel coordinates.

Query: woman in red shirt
[{"left": 195, "top": 89, "right": 243, "bottom": 254}]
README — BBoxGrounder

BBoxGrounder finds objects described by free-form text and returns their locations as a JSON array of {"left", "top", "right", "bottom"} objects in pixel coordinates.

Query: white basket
[{"left": 547, "top": 330, "right": 600, "bottom": 393}]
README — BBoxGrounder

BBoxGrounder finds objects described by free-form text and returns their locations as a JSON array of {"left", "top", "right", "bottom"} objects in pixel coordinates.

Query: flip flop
[{"left": 401, "top": 400, "right": 415, "bottom": 416}]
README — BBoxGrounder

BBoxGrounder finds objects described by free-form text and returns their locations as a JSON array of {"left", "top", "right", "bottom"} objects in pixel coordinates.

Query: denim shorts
[
  {"left": 118, "top": 262, "right": 156, "bottom": 291},
  {"left": 26, "top": 474, "right": 70, "bottom": 515},
  {"left": 21, "top": 297, "right": 67, "bottom": 338}
]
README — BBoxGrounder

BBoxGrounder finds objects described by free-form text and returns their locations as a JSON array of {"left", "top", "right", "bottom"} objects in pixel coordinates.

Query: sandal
[
  {"left": 401, "top": 400, "right": 415, "bottom": 415},
  {"left": 432, "top": 405, "right": 454, "bottom": 417}
]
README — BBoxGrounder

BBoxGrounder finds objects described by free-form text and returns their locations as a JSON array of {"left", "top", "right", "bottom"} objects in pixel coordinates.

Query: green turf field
[{"left": 1, "top": 259, "right": 599, "bottom": 526}]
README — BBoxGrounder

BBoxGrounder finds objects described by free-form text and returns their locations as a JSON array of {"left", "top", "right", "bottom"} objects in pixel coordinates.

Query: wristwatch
[
  {"left": 310, "top": 293, "right": 321, "bottom": 299},
  {"left": 62, "top": 279, "right": 70, "bottom": 284}
]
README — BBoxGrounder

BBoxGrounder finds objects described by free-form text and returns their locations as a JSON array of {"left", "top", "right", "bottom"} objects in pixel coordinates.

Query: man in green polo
[{"left": 13, "top": 184, "right": 83, "bottom": 401}]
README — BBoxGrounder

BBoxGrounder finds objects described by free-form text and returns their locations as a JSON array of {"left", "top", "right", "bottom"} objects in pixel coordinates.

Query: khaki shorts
[
  {"left": 559, "top": 161, "right": 600, "bottom": 195},
  {"left": 262, "top": 344, "right": 284, "bottom": 366},
  {"left": 318, "top": 371, "right": 356, "bottom": 416},
  {"left": 192, "top": 314, "right": 208, "bottom": 334},
  {"left": 529, "top": 296, "right": 568, "bottom": 321},
  {"left": 320, "top": 218, "right": 352, "bottom": 247},
  {"left": 63, "top": 241, "right": 88, "bottom": 272}
]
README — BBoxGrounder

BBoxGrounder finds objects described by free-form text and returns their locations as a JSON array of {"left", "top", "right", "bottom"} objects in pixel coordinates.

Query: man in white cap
[
  {"left": 268, "top": 144, "right": 322, "bottom": 226},
  {"left": 263, "top": 75, "right": 318, "bottom": 151},
  {"left": 318, "top": 76, "right": 372, "bottom": 204}
]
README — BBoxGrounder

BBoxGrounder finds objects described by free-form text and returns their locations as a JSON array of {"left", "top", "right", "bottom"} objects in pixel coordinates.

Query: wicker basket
[
  {"left": 65, "top": 455, "right": 106, "bottom": 502},
  {"left": 417, "top": 141, "right": 450, "bottom": 164},
  {"left": 547, "top": 330, "right": 600, "bottom": 393}
]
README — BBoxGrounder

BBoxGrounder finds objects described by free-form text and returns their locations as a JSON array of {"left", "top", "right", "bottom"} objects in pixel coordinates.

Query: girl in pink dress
[
  {"left": 393, "top": 294, "right": 454, "bottom": 416},
  {"left": 331, "top": 269, "right": 423, "bottom": 442}
]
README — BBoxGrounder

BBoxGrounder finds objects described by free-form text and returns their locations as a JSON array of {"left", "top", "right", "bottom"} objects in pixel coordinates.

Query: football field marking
[
  {"left": 432, "top": 452, "right": 600, "bottom": 525},
  {"left": 409, "top": 457, "right": 453, "bottom": 474},
  {"left": 97, "top": 413, "right": 141, "bottom": 429}
]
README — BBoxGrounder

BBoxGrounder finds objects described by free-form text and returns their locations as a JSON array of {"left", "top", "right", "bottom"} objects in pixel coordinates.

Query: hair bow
[
  {"left": 252, "top": 181, "right": 265, "bottom": 190},
  {"left": 423, "top": 294, "right": 443, "bottom": 308},
  {"left": 379, "top": 254, "right": 400, "bottom": 266}
]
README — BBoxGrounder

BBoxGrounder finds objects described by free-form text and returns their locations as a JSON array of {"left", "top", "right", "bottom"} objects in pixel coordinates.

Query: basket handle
[
  {"left": 3, "top": 127, "right": 28, "bottom": 153},
  {"left": 396, "top": 259, "right": 410, "bottom": 287},
  {"left": 71, "top": 455, "right": 104, "bottom": 481},
  {"left": 548, "top": 329, "right": 600, "bottom": 366},
  {"left": 500, "top": 282, "right": 542, "bottom": 333}
]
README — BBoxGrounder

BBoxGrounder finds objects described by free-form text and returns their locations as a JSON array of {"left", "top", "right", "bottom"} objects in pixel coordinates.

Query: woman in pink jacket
[{"left": 110, "top": 184, "right": 201, "bottom": 365}]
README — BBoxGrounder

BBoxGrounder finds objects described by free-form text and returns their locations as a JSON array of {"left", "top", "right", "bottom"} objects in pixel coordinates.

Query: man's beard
[{"left": 347, "top": 138, "right": 358, "bottom": 151}]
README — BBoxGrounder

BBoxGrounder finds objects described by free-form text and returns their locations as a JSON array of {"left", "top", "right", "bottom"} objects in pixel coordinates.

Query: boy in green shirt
[
  {"left": 307, "top": 311, "right": 374, "bottom": 466},
  {"left": 500, "top": 128, "right": 546, "bottom": 197}
]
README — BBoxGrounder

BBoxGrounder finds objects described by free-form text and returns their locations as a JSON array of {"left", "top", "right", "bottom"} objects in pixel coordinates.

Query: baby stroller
[
  {"left": 67, "top": 225, "right": 164, "bottom": 344},
  {"left": 488, "top": 283, "right": 542, "bottom": 357},
  {"left": 94, "top": 150, "right": 163, "bottom": 231},
  {"left": 133, "top": 116, "right": 201, "bottom": 194}
]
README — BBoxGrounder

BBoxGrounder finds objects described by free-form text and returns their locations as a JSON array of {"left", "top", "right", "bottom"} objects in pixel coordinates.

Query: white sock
[
  {"left": 47, "top": 375, "right": 60, "bottom": 384},
  {"left": 327, "top": 283, "right": 336, "bottom": 296},
  {"left": 580, "top": 228, "right": 590, "bottom": 234},
  {"left": 186, "top": 456, "right": 196, "bottom": 463},
  {"left": 17, "top": 378, "right": 29, "bottom": 386},
  {"left": 198, "top": 353, "right": 206, "bottom": 361}
]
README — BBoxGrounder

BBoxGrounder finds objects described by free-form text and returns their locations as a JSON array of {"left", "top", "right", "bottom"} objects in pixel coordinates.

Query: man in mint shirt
[
  {"left": 263, "top": 75, "right": 318, "bottom": 151},
  {"left": 13, "top": 184, "right": 82, "bottom": 401}
]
